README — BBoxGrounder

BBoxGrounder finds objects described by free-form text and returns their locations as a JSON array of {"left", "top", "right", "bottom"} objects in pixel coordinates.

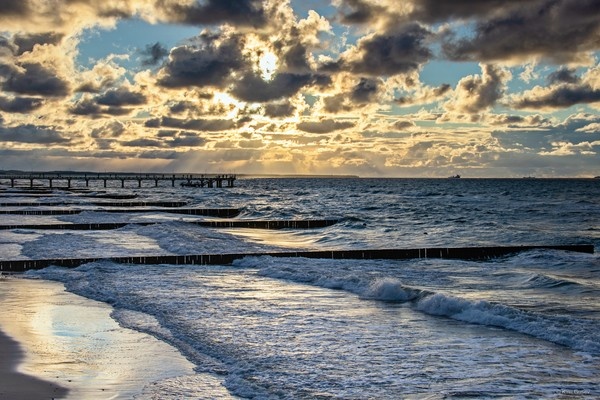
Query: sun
[{"left": 258, "top": 51, "right": 278, "bottom": 81}]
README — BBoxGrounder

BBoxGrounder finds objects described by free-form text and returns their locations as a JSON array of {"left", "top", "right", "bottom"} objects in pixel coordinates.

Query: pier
[
  {"left": 0, "top": 172, "right": 236, "bottom": 188},
  {"left": 0, "top": 245, "right": 593, "bottom": 272}
]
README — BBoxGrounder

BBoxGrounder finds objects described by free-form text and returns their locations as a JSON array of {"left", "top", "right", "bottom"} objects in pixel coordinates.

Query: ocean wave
[
  {"left": 522, "top": 273, "right": 583, "bottom": 289},
  {"left": 414, "top": 292, "right": 600, "bottom": 354},
  {"left": 239, "top": 256, "right": 600, "bottom": 355}
]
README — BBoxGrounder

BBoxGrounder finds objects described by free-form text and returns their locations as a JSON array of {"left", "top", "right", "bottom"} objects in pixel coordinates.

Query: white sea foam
[
  {"left": 239, "top": 256, "right": 600, "bottom": 354},
  {"left": 362, "top": 277, "right": 422, "bottom": 302}
]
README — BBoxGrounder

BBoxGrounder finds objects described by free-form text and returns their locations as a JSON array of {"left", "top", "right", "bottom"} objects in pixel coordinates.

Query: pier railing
[{"left": 0, "top": 172, "right": 236, "bottom": 188}]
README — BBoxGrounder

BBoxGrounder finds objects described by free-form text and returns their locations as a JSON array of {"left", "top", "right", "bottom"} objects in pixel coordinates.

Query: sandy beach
[
  {"left": 0, "top": 276, "right": 200, "bottom": 399},
  {"left": 0, "top": 329, "right": 67, "bottom": 400}
]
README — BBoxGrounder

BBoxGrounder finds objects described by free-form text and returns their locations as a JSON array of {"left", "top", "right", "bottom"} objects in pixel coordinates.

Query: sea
[{"left": 1, "top": 177, "right": 599, "bottom": 399}]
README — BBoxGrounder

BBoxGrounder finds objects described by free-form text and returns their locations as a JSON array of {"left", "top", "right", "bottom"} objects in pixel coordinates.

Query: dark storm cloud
[
  {"left": 144, "top": 118, "right": 161, "bottom": 128},
  {"left": 158, "top": 34, "right": 245, "bottom": 89},
  {"left": 170, "top": 132, "right": 206, "bottom": 147},
  {"left": 156, "top": 0, "right": 267, "bottom": 27},
  {"left": 70, "top": 98, "right": 101, "bottom": 116},
  {"left": 297, "top": 119, "right": 355, "bottom": 134},
  {"left": 396, "top": 83, "right": 452, "bottom": 105},
  {"left": 90, "top": 121, "right": 126, "bottom": 138},
  {"left": 337, "top": 0, "right": 530, "bottom": 25},
  {"left": 409, "top": 0, "right": 529, "bottom": 22},
  {"left": 75, "top": 82, "right": 102, "bottom": 93},
  {"left": 1, "top": 62, "right": 70, "bottom": 97},
  {"left": 13, "top": 32, "right": 64, "bottom": 55},
  {"left": 512, "top": 85, "right": 600, "bottom": 110},
  {"left": 96, "top": 87, "right": 147, "bottom": 106},
  {"left": 69, "top": 97, "right": 138, "bottom": 117},
  {"left": 0, "top": 0, "right": 29, "bottom": 15},
  {"left": 140, "top": 42, "right": 168, "bottom": 66},
  {"left": 155, "top": 129, "right": 206, "bottom": 146},
  {"left": 168, "top": 101, "right": 195, "bottom": 114},
  {"left": 337, "top": 0, "right": 385, "bottom": 24},
  {"left": 393, "top": 120, "right": 416, "bottom": 130},
  {"left": 442, "top": 0, "right": 600, "bottom": 62},
  {"left": 547, "top": 68, "right": 580, "bottom": 85},
  {"left": 0, "top": 36, "right": 16, "bottom": 55},
  {"left": 351, "top": 77, "right": 379, "bottom": 103},
  {"left": 231, "top": 72, "right": 314, "bottom": 102},
  {"left": 328, "top": 24, "right": 433, "bottom": 76},
  {"left": 488, "top": 114, "right": 550, "bottom": 127},
  {"left": 145, "top": 116, "right": 236, "bottom": 131},
  {"left": 490, "top": 115, "right": 526, "bottom": 125},
  {"left": 264, "top": 101, "right": 296, "bottom": 118},
  {"left": 121, "top": 138, "right": 163, "bottom": 148},
  {"left": 0, "top": 96, "right": 44, "bottom": 113},
  {"left": 0, "top": 124, "right": 69, "bottom": 144},
  {"left": 281, "top": 44, "right": 312, "bottom": 73},
  {"left": 434, "top": 84, "right": 452, "bottom": 97}
]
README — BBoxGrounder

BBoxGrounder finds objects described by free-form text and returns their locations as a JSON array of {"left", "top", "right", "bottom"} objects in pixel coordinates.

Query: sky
[{"left": 0, "top": 0, "right": 599, "bottom": 177}]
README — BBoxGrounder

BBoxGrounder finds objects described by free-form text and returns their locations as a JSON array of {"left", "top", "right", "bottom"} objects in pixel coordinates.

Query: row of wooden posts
[{"left": 0, "top": 173, "right": 236, "bottom": 188}]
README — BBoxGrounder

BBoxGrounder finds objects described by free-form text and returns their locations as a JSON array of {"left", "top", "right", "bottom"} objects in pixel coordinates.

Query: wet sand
[
  {"left": 0, "top": 329, "right": 67, "bottom": 399},
  {"left": 0, "top": 277, "right": 198, "bottom": 399}
]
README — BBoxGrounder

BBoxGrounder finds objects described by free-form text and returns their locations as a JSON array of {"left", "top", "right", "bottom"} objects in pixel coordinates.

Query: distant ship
[{"left": 448, "top": 174, "right": 461, "bottom": 179}]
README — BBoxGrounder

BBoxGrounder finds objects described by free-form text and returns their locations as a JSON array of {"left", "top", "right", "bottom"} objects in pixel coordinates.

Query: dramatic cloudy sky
[{"left": 0, "top": 0, "right": 599, "bottom": 177}]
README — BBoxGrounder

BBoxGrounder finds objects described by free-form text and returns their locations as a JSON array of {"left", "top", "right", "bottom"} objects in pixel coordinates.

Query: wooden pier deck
[{"left": 0, "top": 172, "right": 236, "bottom": 188}]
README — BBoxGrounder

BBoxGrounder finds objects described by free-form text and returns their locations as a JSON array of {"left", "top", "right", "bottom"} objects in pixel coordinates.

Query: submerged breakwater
[
  {"left": 0, "top": 219, "right": 339, "bottom": 231},
  {"left": 0, "top": 207, "right": 241, "bottom": 217},
  {"left": 0, "top": 244, "right": 593, "bottom": 272}
]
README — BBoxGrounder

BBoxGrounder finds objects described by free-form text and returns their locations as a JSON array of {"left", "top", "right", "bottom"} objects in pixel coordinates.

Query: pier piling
[{"left": 0, "top": 172, "right": 236, "bottom": 189}]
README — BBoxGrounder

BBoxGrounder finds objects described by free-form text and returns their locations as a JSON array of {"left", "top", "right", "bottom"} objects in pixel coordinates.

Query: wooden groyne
[
  {"left": 0, "top": 201, "right": 188, "bottom": 207},
  {"left": 0, "top": 219, "right": 339, "bottom": 231},
  {"left": 0, "top": 172, "right": 236, "bottom": 188},
  {"left": 0, "top": 245, "right": 593, "bottom": 272},
  {"left": 0, "top": 208, "right": 241, "bottom": 217},
  {"left": 0, "top": 192, "right": 138, "bottom": 199}
]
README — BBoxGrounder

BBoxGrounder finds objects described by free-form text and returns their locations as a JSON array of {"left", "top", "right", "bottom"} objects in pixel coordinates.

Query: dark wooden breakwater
[
  {"left": 0, "top": 208, "right": 240, "bottom": 217},
  {"left": 0, "top": 245, "right": 593, "bottom": 272},
  {"left": 0, "top": 172, "right": 236, "bottom": 188},
  {"left": 0, "top": 219, "right": 339, "bottom": 231},
  {"left": 0, "top": 201, "right": 188, "bottom": 207}
]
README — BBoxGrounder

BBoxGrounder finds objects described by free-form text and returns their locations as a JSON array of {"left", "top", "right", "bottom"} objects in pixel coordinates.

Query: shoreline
[
  {"left": 0, "top": 276, "right": 203, "bottom": 399},
  {"left": 0, "top": 329, "right": 68, "bottom": 400}
]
